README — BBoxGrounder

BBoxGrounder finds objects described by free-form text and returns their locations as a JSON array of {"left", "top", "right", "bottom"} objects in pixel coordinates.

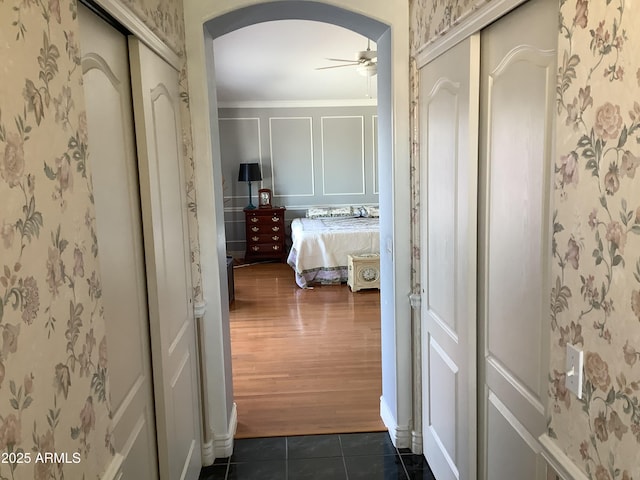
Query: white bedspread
[{"left": 289, "top": 217, "right": 380, "bottom": 273}]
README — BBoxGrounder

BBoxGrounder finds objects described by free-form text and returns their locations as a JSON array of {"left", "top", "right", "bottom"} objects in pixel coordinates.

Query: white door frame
[{"left": 184, "top": 0, "right": 412, "bottom": 455}]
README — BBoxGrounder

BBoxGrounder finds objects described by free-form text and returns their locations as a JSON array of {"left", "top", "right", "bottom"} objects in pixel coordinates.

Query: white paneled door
[
  {"left": 129, "top": 38, "right": 202, "bottom": 480},
  {"left": 79, "top": 6, "right": 159, "bottom": 479},
  {"left": 478, "top": 0, "right": 556, "bottom": 478},
  {"left": 419, "top": 35, "right": 480, "bottom": 480}
]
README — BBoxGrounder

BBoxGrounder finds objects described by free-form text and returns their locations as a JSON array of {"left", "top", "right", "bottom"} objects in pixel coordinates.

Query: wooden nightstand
[
  {"left": 244, "top": 206, "right": 287, "bottom": 263},
  {"left": 347, "top": 253, "right": 381, "bottom": 292}
]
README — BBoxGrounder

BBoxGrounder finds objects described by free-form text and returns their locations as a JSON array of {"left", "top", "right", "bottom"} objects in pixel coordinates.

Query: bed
[{"left": 286, "top": 214, "right": 380, "bottom": 288}]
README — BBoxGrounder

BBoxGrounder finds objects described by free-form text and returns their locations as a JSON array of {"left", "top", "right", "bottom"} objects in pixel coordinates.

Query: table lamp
[{"left": 237, "top": 162, "right": 262, "bottom": 209}]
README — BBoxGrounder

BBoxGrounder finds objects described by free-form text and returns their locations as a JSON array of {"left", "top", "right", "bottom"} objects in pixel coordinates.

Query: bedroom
[{"left": 213, "top": 20, "right": 384, "bottom": 438}]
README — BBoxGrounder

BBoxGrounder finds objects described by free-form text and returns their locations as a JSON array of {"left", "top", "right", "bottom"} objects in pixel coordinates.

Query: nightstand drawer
[
  {"left": 248, "top": 224, "right": 283, "bottom": 234},
  {"left": 248, "top": 243, "right": 284, "bottom": 253},
  {"left": 246, "top": 213, "right": 283, "bottom": 224},
  {"left": 247, "top": 233, "right": 284, "bottom": 244}
]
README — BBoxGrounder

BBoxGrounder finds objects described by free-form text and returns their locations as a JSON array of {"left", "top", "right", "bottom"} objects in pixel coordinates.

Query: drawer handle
[
  {"left": 272, "top": 236, "right": 280, "bottom": 241},
  {"left": 272, "top": 216, "right": 280, "bottom": 222},
  {"left": 272, "top": 226, "right": 280, "bottom": 232},
  {"left": 251, "top": 217, "right": 259, "bottom": 223},
  {"left": 252, "top": 236, "right": 259, "bottom": 242},
  {"left": 272, "top": 245, "right": 281, "bottom": 251},
  {"left": 251, "top": 246, "right": 259, "bottom": 252},
  {"left": 251, "top": 226, "right": 259, "bottom": 232}
]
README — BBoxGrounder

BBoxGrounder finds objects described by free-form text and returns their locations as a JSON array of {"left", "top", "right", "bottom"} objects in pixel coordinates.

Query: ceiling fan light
[{"left": 356, "top": 63, "right": 377, "bottom": 77}]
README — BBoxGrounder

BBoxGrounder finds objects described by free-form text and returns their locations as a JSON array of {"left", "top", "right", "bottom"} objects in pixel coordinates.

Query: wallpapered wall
[
  {"left": 550, "top": 0, "right": 640, "bottom": 478},
  {"left": 0, "top": 0, "right": 200, "bottom": 478},
  {"left": 409, "top": 0, "right": 640, "bottom": 478}
]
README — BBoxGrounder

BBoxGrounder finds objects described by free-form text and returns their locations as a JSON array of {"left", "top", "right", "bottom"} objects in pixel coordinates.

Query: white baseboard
[
  {"left": 101, "top": 453, "right": 124, "bottom": 480},
  {"left": 201, "top": 439, "right": 215, "bottom": 466},
  {"left": 380, "top": 396, "right": 411, "bottom": 449},
  {"left": 411, "top": 430, "right": 423, "bottom": 455},
  {"left": 539, "top": 434, "right": 588, "bottom": 480},
  {"left": 213, "top": 402, "right": 237, "bottom": 458}
]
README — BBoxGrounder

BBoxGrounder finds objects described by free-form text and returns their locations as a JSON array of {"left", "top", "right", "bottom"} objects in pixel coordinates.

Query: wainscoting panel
[
  {"left": 219, "top": 106, "right": 379, "bottom": 257},
  {"left": 269, "top": 117, "right": 314, "bottom": 197},
  {"left": 321, "top": 116, "right": 365, "bottom": 195},
  {"left": 219, "top": 118, "right": 262, "bottom": 200}
]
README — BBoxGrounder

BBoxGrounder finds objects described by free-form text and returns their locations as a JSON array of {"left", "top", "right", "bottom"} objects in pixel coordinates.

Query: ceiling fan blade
[
  {"left": 315, "top": 63, "right": 359, "bottom": 70},
  {"left": 324, "top": 57, "right": 358, "bottom": 63}
]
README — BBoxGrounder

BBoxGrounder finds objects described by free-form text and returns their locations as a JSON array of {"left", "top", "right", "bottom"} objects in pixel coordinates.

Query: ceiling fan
[{"left": 316, "top": 39, "right": 377, "bottom": 77}]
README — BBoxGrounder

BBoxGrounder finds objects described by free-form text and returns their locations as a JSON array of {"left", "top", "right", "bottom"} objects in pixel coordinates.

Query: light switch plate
[{"left": 566, "top": 343, "right": 583, "bottom": 399}]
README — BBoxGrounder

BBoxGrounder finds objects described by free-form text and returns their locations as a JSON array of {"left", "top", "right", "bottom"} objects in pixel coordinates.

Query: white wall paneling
[
  {"left": 220, "top": 106, "right": 380, "bottom": 255},
  {"left": 219, "top": 106, "right": 378, "bottom": 209},
  {"left": 269, "top": 117, "right": 314, "bottom": 197},
  {"left": 218, "top": 118, "right": 262, "bottom": 200},
  {"left": 321, "top": 115, "right": 365, "bottom": 195}
]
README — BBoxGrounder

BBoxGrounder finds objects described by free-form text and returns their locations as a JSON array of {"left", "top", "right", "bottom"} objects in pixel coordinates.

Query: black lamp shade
[{"left": 237, "top": 163, "right": 262, "bottom": 182}]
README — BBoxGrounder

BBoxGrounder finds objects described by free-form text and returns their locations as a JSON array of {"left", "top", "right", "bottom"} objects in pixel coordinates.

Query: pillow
[
  {"left": 329, "top": 206, "right": 353, "bottom": 217},
  {"left": 362, "top": 205, "right": 380, "bottom": 218},
  {"left": 306, "top": 206, "right": 357, "bottom": 218},
  {"left": 352, "top": 206, "right": 367, "bottom": 217},
  {"left": 306, "top": 207, "right": 333, "bottom": 218}
]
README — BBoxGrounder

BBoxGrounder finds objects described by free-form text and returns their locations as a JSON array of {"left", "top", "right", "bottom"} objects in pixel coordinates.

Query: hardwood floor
[{"left": 229, "top": 262, "right": 384, "bottom": 438}]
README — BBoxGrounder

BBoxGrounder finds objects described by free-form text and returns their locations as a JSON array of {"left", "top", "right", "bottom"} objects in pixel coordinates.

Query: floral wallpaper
[
  {"left": 0, "top": 0, "right": 113, "bottom": 477},
  {"left": 410, "top": 0, "right": 640, "bottom": 478},
  {"left": 0, "top": 0, "right": 200, "bottom": 478},
  {"left": 549, "top": 0, "right": 640, "bottom": 477},
  {"left": 121, "top": 0, "right": 185, "bottom": 55},
  {"left": 409, "top": 0, "right": 489, "bottom": 53}
]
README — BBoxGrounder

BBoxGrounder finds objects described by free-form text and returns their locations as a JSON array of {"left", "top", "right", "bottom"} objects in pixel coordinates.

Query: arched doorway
[{"left": 183, "top": 0, "right": 412, "bottom": 463}]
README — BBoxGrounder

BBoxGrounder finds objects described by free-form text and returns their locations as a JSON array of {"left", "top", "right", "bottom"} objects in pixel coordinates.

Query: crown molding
[
  {"left": 218, "top": 98, "right": 378, "bottom": 109},
  {"left": 94, "top": 0, "right": 181, "bottom": 71},
  {"left": 415, "top": 0, "right": 526, "bottom": 67}
]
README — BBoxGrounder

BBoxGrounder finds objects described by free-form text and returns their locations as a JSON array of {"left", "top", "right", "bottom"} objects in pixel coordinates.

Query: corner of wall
[
  {"left": 380, "top": 395, "right": 411, "bottom": 449},
  {"left": 213, "top": 402, "right": 237, "bottom": 459}
]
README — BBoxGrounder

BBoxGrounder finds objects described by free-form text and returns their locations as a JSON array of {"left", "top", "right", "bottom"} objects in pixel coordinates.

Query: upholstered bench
[{"left": 347, "top": 253, "right": 381, "bottom": 292}]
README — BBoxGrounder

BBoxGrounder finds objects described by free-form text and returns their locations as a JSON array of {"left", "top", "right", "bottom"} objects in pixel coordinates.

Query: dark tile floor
[{"left": 199, "top": 431, "right": 436, "bottom": 480}]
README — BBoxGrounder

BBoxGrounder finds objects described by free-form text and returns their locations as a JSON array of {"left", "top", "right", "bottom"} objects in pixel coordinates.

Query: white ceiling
[{"left": 212, "top": 20, "right": 378, "bottom": 106}]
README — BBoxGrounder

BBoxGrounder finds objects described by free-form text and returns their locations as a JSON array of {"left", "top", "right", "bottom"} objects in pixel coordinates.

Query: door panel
[
  {"left": 485, "top": 50, "right": 548, "bottom": 399},
  {"left": 79, "top": 6, "right": 159, "bottom": 479},
  {"left": 487, "top": 393, "right": 543, "bottom": 479},
  {"left": 420, "top": 35, "right": 479, "bottom": 480},
  {"left": 129, "top": 38, "right": 202, "bottom": 480},
  {"left": 478, "top": 0, "right": 556, "bottom": 477}
]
